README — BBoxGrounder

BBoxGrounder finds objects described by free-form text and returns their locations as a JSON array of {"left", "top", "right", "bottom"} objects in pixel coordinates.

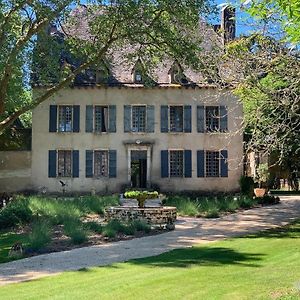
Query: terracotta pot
[{"left": 254, "top": 188, "right": 266, "bottom": 198}]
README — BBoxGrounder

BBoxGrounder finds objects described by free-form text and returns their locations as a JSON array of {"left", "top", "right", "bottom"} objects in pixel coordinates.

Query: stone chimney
[{"left": 221, "top": 5, "right": 236, "bottom": 44}]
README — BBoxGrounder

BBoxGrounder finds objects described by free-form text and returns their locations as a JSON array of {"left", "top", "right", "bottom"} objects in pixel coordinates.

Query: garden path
[{"left": 0, "top": 196, "right": 299, "bottom": 286}]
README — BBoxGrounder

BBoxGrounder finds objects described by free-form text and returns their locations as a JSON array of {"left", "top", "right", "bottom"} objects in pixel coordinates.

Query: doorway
[{"left": 131, "top": 150, "right": 147, "bottom": 188}]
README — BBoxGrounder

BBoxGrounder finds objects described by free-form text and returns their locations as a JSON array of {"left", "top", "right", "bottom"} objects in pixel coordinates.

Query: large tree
[{"left": 0, "top": 0, "right": 216, "bottom": 133}]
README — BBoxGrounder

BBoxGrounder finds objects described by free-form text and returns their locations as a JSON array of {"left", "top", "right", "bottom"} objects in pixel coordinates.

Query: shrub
[
  {"left": 102, "top": 227, "right": 117, "bottom": 238},
  {"left": 256, "top": 195, "right": 280, "bottom": 205},
  {"left": 238, "top": 196, "right": 255, "bottom": 209},
  {"left": 131, "top": 220, "right": 151, "bottom": 233},
  {"left": 63, "top": 218, "right": 87, "bottom": 245},
  {"left": 0, "top": 197, "right": 32, "bottom": 229},
  {"left": 84, "top": 221, "right": 103, "bottom": 233},
  {"left": 205, "top": 208, "right": 220, "bottom": 218},
  {"left": 28, "top": 220, "right": 51, "bottom": 251},
  {"left": 164, "top": 196, "right": 199, "bottom": 216},
  {"left": 239, "top": 176, "right": 254, "bottom": 196}
]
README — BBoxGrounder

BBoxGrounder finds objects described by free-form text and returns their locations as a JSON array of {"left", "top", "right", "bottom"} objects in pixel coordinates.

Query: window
[
  {"left": 134, "top": 70, "right": 143, "bottom": 83},
  {"left": 206, "top": 151, "right": 220, "bottom": 177},
  {"left": 124, "top": 105, "right": 155, "bottom": 133},
  {"left": 57, "top": 150, "right": 72, "bottom": 177},
  {"left": 94, "top": 106, "right": 108, "bottom": 132},
  {"left": 169, "top": 62, "right": 188, "bottom": 84},
  {"left": 206, "top": 106, "right": 220, "bottom": 132},
  {"left": 169, "top": 150, "right": 184, "bottom": 177},
  {"left": 58, "top": 106, "right": 73, "bottom": 132},
  {"left": 132, "top": 106, "right": 146, "bottom": 132},
  {"left": 94, "top": 150, "right": 108, "bottom": 177},
  {"left": 170, "top": 106, "right": 184, "bottom": 132}
]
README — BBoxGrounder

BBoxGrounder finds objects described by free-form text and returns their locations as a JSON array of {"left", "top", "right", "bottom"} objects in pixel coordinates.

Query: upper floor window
[
  {"left": 86, "top": 105, "right": 116, "bottom": 133},
  {"left": 197, "top": 105, "right": 228, "bottom": 133},
  {"left": 161, "top": 105, "right": 191, "bottom": 133},
  {"left": 124, "top": 105, "right": 155, "bottom": 133},
  {"left": 49, "top": 105, "right": 80, "bottom": 133}
]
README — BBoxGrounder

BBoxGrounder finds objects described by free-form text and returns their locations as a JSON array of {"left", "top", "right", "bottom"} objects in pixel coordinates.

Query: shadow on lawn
[{"left": 128, "top": 246, "right": 264, "bottom": 269}]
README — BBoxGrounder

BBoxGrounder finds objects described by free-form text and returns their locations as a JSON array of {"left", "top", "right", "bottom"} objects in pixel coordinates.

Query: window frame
[
  {"left": 93, "top": 149, "right": 109, "bottom": 178},
  {"left": 58, "top": 105, "right": 73, "bottom": 132},
  {"left": 169, "top": 105, "right": 184, "bottom": 133},
  {"left": 57, "top": 149, "right": 73, "bottom": 178},
  {"left": 205, "top": 106, "right": 220, "bottom": 133},
  {"left": 93, "top": 105, "right": 109, "bottom": 133},
  {"left": 169, "top": 149, "right": 184, "bottom": 178},
  {"left": 131, "top": 105, "right": 147, "bottom": 133},
  {"left": 205, "top": 150, "right": 220, "bottom": 178}
]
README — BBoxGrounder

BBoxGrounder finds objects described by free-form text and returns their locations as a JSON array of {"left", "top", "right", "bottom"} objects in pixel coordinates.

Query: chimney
[{"left": 221, "top": 5, "right": 236, "bottom": 44}]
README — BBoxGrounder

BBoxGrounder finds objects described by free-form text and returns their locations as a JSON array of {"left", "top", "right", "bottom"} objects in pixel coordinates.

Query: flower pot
[{"left": 254, "top": 188, "right": 266, "bottom": 198}]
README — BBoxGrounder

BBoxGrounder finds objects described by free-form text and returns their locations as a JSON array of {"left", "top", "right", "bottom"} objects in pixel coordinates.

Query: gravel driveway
[{"left": 0, "top": 195, "right": 299, "bottom": 286}]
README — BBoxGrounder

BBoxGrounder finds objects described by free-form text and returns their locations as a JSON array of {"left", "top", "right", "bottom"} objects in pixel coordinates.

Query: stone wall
[
  {"left": 105, "top": 206, "right": 177, "bottom": 225},
  {"left": 0, "top": 151, "right": 32, "bottom": 193}
]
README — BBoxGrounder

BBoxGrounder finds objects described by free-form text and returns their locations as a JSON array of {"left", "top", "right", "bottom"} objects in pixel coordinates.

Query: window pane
[
  {"left": 95, "top": 106, "right": 108, "bottom": 132},
  {"left": 57, "top": 150, "right": 72, "bottom": 177},
  {"left": 58, "top": 106, "right": 72, "bottom": 132},
  {"left": 206, "top": 106, "right": 219, "bottom": 132},
  {"left": 170, "top": 106, "right": 183, "bottom": 132},
  {"left": 94, "top": 150, "right": 108, "bottom": 177},
  {"left": 132, "top": 106, "right": 146, "bottom": 132},
  {"left": 170, "top": 150, "right": 184, "bottom": 177},
  {"left": 206, "top": 151, "right": 219, "bottom": 177}
]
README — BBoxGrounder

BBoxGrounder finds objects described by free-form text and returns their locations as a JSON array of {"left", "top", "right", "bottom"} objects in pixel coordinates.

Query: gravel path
[{"left": 0, "top": 195, "right": 299, "bottom": 286}]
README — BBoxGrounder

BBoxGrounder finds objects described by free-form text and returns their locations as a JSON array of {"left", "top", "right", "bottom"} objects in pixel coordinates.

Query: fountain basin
[{"left": 105, "top": 206, "right": 177, "bottom": 225}]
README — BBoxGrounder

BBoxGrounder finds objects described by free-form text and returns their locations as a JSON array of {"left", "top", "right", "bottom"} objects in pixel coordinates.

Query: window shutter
[
  {"left": 197, "top": 150, "right": 205, "bottom": 177},
  {"left": 72, "top": 150, "right": 79, "bottom": 178},
  {"left": 109, "top": 150, "right": 117, "bottom": 178},
  {"left": 86, "top": 150, "right": 93, "bottom": 178},
  {"left": 146, "top": 105, "right": 155, "bottom": 133},
  {"left": 197, "top": 106, "right": 205, "bottom": 133},
  {"left": 86, "top": 105, "right": 94, "bottom": 133},
  {"left": 184, "top": 150, "right": 192, "bottom": 177},
  {"left": 49, "top": 105, "right": 57, "bottom": 132},
  {"left": 220, "top": 106, "right": 228, "bottom": 132},
  {"left": 48, "top": 150, "right": 57, "bottom": 178},
  {"left": 73, "top": 105, "right": 80, "bottom": 132},
  {"left": 161, "top": 106, "right": 169, "bottom": 132},
  {"left": 184, "top": 105, "right": 192, "bottom": 133},
  {"left": 108, "top": 105, "right": 116, "bottom": 133},
  {"left": 161, "top": 150, "right": 169, "bottom": 178},
  {"left": 124, "top": 105, "right": 131, "bottom": 132},
  {"left": 220, "top": 150, "right": 228, "bottom": 177}
]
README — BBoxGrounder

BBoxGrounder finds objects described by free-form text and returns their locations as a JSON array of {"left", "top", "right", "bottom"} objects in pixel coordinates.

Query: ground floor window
[
  {"left": 206, "top": 151, "right": 220, "bottom": 177},
  {"left": 57, "top": 150, "right": 72, "bottom": 177},
  {"left": 94, "top": 150, "right": 109, "bottom": 177},
  {"left": 169, "top": 150, "right": 184, "bottom": 177}
]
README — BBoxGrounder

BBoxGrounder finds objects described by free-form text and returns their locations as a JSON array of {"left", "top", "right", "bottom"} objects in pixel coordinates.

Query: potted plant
[
  {"left": 124, "top": 190, "right": 159, "bottom": 208},
  {"left": 254, "top": 163, "right": 269, "bottom": 197}
]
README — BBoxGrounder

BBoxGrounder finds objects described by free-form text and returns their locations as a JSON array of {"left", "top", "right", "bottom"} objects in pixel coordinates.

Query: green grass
[{"left": 0, "top": 221, "right": 299, "bottom": 300}]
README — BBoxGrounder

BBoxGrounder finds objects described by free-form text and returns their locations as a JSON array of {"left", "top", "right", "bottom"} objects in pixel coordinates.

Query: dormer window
[
  {"left": 134, "top": 70, "right": 143, "bottom": 83},
  {"left": 169, "top": 62, "right": 188, "bottom": 85},
  {"left": 132, "top": 59, "right": 145, "bottom": 84}
]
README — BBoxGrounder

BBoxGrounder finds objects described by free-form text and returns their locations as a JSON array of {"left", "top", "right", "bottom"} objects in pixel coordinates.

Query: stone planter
[{"left": 254, "top": 188, "right": 266, "bottom": 198}]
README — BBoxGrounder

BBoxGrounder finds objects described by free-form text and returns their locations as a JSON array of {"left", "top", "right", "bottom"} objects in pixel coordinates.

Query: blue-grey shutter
[
  {"left": 124, "top": 105, "right": 131, "bottom": 132},
  {"left": 49, "top": 105, "right": 57, "bottom": 132},
  {"left": 220, "top": 150, "right": 228, "bottom": 177},
  {"left": 146, "top": 105, "right": 155, "bottom": 133},
  {"left": 109, "top": 150, "right": 117, "bottom": 178},
  {"left": 86, "top": 105, "right": 94, "bottom": 133},
  {"left": 197, "top": 106, "right": 205, "bottom": 133},
  {"left": 161, "top": 150, "right": 169, "bottom": 178},
  {"left": 184, "top": 105, "right": 192, "bottom": 133},
  {"left": 220, "top": 106, "right": 228, "bottom": 132},
  {"left": 86, "top": 150, "right": 93, "bottom": 178},
  {"left": 108, "top": 105, "right": 116, "bottom": 133},
  {"left": 48, "top": 150, "right": 57, "bottom": 178},
  {"left": 184, "top": 150, "right": 192, "bottom": 178},
  {"left": 73, "top": 105, "right": 80, "bottom": 132},
  {"left": 72, "top": 150, "right": 79, "bottom": 178},
  {"left": 161, "top": 106, "right": 169, "bottom": 132},
  {"left": 197, "top": 150, "right": 205, "bottom": 177}
]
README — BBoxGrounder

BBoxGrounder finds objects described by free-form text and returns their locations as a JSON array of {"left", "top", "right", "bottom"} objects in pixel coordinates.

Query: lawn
[{"left": 0, "top": 221, "right": 299, "bottom": 300}]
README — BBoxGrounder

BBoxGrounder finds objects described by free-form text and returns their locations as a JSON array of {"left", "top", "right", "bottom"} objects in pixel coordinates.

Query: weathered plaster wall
[
  {"left": 0, "top": 151, "right": 32, "bottom": 192},
  {"left": 31, "top": 87, "right": 243, "bottom": 193}
]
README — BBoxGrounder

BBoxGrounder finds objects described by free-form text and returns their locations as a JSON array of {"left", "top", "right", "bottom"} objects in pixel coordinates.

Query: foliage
[
  {"left": 0, "top": 0, "right": 217, "bottom": 133},
  {"left": 28, "top": 220, "right": 51, "bottom": 251},
  {"left": 239, "top": 176, "right": 254, "bottom": 196},
  {"left": 254, "top": 163, "right": 269, "bottom": 188},
  {"left": 84, "top": 221, "right": 103, "bottom": 234},
  {"left": 1, "top": 221, "right": 300, "bottom": 299},
  {"left": 131, "top": 220, "right": 151, "bottom": 233},
  {"left": 124, "top": 190, "right": 159, "bottom": 208},
  {"left": 256, "top": 195, "right": 280, "bottom": 205},
  {"left": 63, "top": 219, "right": 88, "bottom": 245}
]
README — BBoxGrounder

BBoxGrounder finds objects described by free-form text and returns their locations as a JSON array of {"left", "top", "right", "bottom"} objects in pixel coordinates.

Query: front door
[{"left": 131, "top": 150, "right": 147, "bottom": 188}]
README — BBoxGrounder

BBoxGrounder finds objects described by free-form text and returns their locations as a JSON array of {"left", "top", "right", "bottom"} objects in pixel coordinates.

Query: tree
[{"left": 0, "top": 0, "right": 217, "bottom": 133}]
